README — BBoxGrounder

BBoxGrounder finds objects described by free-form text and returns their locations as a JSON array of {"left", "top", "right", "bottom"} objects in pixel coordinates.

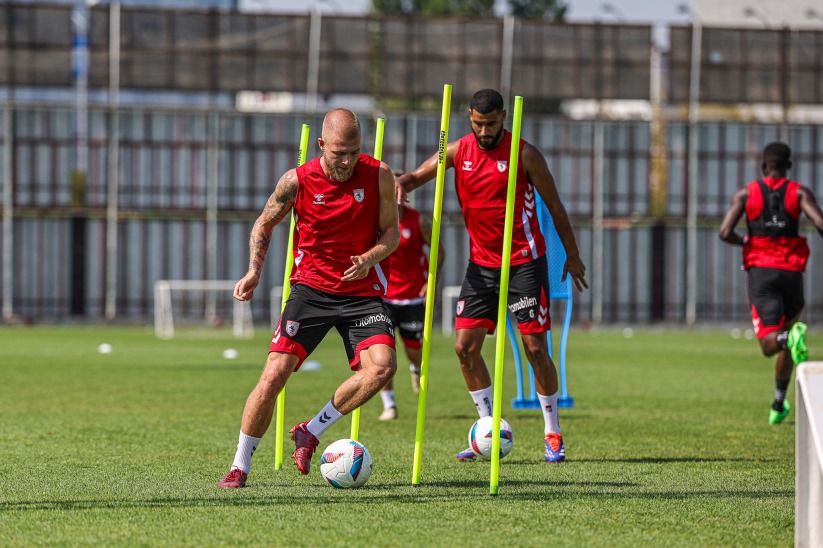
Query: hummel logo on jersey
[
  {"left": 318, "top": 412, "right": 332, "bottom": 424},
  {"left": 402, "top": 228, "right": 411, "bottom": 239},
  {"left": 313, "top": 193, "right": 325, "bottom": 204},
  {"left": 497, "top": 160, "right": 507, "bottom": 172},
  {"left": 286, "top": 320, "right": 300, "bottom": 337},
  {"left": 354, "top": 189, "right": 364, "bottom": 203},
  {"left": 462, "top": 161, "right": 473, "bottom": 171}
]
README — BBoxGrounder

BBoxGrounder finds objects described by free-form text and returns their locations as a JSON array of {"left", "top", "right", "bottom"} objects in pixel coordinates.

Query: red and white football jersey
[
  {"left": 291, "top": 154, "right": 389, "bottom": 296},
  {"left": 453, "top": 130, "right": 546, "bottom": 267},
  {"left": 384, "top": 206, "right": 428, "bottom": 304}
]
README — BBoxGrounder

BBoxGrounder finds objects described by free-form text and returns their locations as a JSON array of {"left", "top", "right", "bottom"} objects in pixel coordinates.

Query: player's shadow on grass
[
  {"left": 571, "top": 456, "right": 772, "bottom": 463},
  {"left": 0, "top": 482, "right": 792, "bottom": 511}
]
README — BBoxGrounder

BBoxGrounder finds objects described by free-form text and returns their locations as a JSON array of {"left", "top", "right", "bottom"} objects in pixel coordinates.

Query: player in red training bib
[
  {"left": 720, "top": 142, "right": 823, "bottom": 425},
  {"left": 397, "top": 89, "right": 588, "bottom": 463},
  {"left": 217, "top": 109, "right": 400, "bottom": 488},
  {"left": 377, "top": 171, "right": 446, "bottom": 421}
]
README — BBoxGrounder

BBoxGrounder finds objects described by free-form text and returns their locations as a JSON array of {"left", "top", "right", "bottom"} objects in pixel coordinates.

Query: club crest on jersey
[
  {"left": 497, "top": 160, "right": 507, "bottom": 172},
  {"left": 456, "top": 300, "right": 465, "bottom": 316},
  {"left": 353, "top": 189, "right": 364, "bottom": 203},
  {"left": 286, "top": 320, "right": 300, "bottom": 337},
  {"left": 402, "top": 228, "right": 411, "bottom": 239}
]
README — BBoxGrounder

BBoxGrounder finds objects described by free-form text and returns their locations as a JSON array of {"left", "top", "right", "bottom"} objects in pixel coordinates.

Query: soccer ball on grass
[
  {"left": 469, "top": 416, "right": 514, "bottom": 460},
  {"left": 319, "top": 438, "right": 373, "bottom": 488}
]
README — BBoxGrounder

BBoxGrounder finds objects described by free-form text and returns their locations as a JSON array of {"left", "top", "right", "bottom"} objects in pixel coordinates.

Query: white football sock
[
  {"left": 230, "top": 431, "right": 262, "bottom": 474},
  {"left": 306, "top": 401, "right": 343, "bottom": 439},
  {"left": 469, "top": 386, "right": 494, "bottom": 418},
  {"left": 380, "top": 390, "right": 396, "bottom": 409},
  {"left": 538, "top": 392, "right": 561, "bottom": 435}
]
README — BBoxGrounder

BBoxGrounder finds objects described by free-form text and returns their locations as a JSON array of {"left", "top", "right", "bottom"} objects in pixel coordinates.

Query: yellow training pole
[
  {"left": 412, "top": 84, "right": 451, "bottom": 485},
  {"left": 274, "top": 123, "right": 311, "bottom": 470},
  {"left": 490, "top": 96, "right": 523, "bottom": 495},
  {"left": 350, "top": 116, "right": 385, "bottom": 441}
]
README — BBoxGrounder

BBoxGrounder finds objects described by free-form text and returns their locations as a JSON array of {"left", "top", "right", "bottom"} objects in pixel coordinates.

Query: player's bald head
[{"left": 322, "top": 109, "right": 361, "bottom": 142}]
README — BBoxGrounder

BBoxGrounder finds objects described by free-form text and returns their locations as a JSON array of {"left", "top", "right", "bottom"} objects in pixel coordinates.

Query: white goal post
[
  {"left": 796, "top": 361, "right": 823, "bottom": 547},
  {"left": 154, "top": 280, "right": 254, "bottom": 340}
]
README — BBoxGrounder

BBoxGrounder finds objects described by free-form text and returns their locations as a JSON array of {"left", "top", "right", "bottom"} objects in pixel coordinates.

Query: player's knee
[
  {"left": 454, "top": 339, "right": 480, "bottom": 361},
  {"left": 372, "top": 359, "right": 397, "bottom": 386}
]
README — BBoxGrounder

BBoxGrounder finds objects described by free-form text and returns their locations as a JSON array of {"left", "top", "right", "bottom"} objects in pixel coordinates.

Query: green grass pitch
[{"left": 0, "top": 325, "right": 798, "bottom": 545}]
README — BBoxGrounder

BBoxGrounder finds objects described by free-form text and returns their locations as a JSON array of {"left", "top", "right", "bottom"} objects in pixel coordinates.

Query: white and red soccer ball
[
  {"left": 319, "top": 439, "right": 373, "bottom": 488},
  {"left": 469, "top": 416, "right": 514, "bottom": 460}
]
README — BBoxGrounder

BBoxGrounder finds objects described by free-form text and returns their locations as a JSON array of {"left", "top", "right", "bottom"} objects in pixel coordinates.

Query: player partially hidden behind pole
[
  {"left": 218, "top": 109, "right": 400, "bottom": 488},
  {"left": 377, "top": 171, "right": 446, "bottom": 421},
  {"left": 396, "top": 89, "right": 588, "bottom": 462},
  {"left": 719, "top": 142, "right": 823, "bottom": 425}
]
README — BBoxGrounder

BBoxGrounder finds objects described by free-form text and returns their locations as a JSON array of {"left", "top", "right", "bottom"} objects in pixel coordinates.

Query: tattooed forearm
[
  {"left": 248, "top": 221, "right": 273, "bottom": 276},
  {"left": 246, "top": 169, "right": 298, "bottom": 276}
]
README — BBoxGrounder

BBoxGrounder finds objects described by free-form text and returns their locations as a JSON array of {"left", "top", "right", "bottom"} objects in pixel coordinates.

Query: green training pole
[
  {"left": 490, "top": 96, "right": 523, "bottom": 495},
  {"left": 350, "top": 116, "right": 385, "bottom": 441},
  {"left": 412, "top": 84, "right": 451, "bottom": 485},
  {"left": 274, "top": 123, "right": 311, "bottom": 470}
]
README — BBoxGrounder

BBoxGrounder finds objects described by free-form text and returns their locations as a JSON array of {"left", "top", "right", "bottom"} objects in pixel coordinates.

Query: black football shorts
[
  {"left": 455, "top": 255, "right": 551, "bottom": 335},
  {"left": 383, "top": 301, "right": 425, "bottom": 349},
  {"left": 270, "top": 283, "right": 395, "bottom": 370},
  {"left": 746, "top": 266, "right": 804, "bottom": 339}
]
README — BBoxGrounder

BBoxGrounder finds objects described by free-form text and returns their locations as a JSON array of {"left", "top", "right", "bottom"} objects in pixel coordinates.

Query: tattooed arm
[{"left": 233, "top": 169, "right": 298, "bottom": 301}]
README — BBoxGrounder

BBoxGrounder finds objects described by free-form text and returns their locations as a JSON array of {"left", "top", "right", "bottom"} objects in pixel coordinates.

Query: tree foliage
[
  {"left": 371, "top": 0, "right": 495, "bottom": 17},
  {"left": 507, "top": 0, "right": 567, "bottom": 20},
  {"left": 371, "top": 0, "right": 567, "bottom": 19}
]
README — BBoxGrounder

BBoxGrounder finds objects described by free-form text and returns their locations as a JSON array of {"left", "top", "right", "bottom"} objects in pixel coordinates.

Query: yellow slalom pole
[
  {"left": 490, "top": 96, "right": 523, "bottom": 495},
  {"left": 274, "top": 123, "right": 311, "bottom": 470},
  {"left": 412, "top": 84, "right": 451, "bottom": 485},
  {"left": 350, "top": 116, "right": 386, "bottom": 441}
]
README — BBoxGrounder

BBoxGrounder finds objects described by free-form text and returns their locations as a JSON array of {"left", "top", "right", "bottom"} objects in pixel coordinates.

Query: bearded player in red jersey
[
  {"left": 397, "top": 89, "right": 588, "bottom": 463},
  {"left": 217, "top": 109, "right": 400, "bottom": 488},
  {"left": 720, "top": 142, "right": 823, "bottom": 425},
  {"left": 377, "top": 171, "right": 446, "bottom": 421}
]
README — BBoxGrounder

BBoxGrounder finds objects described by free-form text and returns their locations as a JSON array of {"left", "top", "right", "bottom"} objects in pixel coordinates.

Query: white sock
[
  {"left": 469, "top": 386, "right": 494, "bottom": 418},
  {"left": 538, "top": 392, "right": 561, "bottom": 435},
  {"left": 380, "top": 390, "right": 396, "bottom": 409},
  {"left": 230, "top": 431, "right": 262, "bottom": 474},
  {"left": 306, "top": 401, "right": 343, "bottom": 439}
]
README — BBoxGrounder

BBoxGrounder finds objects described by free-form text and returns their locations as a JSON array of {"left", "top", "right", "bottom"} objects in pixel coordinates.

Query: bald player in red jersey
[
  {"left": 397, "top": 89, "right": 587, "bottom": 463},
  {"left": 377, "top": 175, "right": 446, "bottom": 421},
  {"left": 720, "top": 142, "right": 823, "bottom": 425},
  {"left": 218, "top": 109, "right": 400, "bottom": 488}
]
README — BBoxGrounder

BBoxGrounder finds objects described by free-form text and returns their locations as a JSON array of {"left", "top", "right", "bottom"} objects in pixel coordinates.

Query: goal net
[
  {"left": 154, "top": 280, "right": 254, "bottom": 339},
  {"left": 796, "top": 361, "right": 823, "bottom": 547}
]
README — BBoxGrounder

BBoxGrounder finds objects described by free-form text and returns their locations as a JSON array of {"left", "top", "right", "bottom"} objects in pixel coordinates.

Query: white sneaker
[
  {"left": 410, "top": 367, "right": 421, "bottom": 394},
  {"left": 379, "top": 406, "right": 398, "bottom": 421}
]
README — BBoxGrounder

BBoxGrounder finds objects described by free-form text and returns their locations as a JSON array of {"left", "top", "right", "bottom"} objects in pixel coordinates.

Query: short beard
[
  {"left": 474, "top": 127, "right": 504, "bottom": 150},
  {"left": 323, "top": 157, "right": 354, "bottom": 181}
]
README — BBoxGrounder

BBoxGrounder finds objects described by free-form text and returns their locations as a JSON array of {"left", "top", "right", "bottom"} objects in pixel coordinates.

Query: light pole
[{"left": 678, "top": 3, "right": 701, "bottom": 325}]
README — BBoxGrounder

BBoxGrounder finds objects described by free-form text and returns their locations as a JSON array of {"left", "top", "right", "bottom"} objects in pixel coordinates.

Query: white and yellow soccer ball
[
  {"left": 319, "top": 439, "right": 373, "bottom": 488},
  {"left": 468, "top": 416, "right": 514, "bottom": 460}
]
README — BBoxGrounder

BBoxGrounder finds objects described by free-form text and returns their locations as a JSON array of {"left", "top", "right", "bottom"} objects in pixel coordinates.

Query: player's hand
[
  {"left": 233, "top": 272, "right": 260, "bottom": 301},
  {"left": 395, "top": 175, "right": 410, "bottom": 205},
  {"left": 561, "top": 254, "right": 589, "bottom": 293},
  {"left": 418, "top": 282, "right": 428, "bottom": 298},
  {"left": 342, "top": 255, "right": 372, "bottom": 282}
]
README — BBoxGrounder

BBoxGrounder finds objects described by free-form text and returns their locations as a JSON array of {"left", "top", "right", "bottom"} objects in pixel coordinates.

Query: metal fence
[{"left": 2, "top": 105, "right": 823, "bottom": 325}]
